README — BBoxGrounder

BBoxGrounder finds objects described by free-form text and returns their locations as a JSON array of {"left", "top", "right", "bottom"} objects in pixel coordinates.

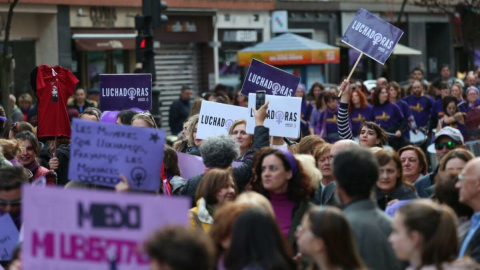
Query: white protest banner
[
  {"left": 22, "top": 185, "right": 189, "bottom": 270},
  {"left": 246, "top": 93, "right": 301, "bottom": 138},
  {"left": 196, "top": 101, "right": 249, "bottom": 140}
]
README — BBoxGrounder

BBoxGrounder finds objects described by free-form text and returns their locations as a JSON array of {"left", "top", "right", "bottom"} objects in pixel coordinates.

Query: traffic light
[
  {"left": 143, "top": 0, "right": 168, "bottom": 29},
  {"left": 135, "top": 15, "right": 153, "bottom": 63}
]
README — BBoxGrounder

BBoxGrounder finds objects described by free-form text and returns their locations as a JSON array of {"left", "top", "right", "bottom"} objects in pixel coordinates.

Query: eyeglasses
[
  {"left": 458, "top": 174, "right": 475, "bottom": 184},
  {"left": 435, "top": 141, "right": 457, "bottom": 150},
  {"left": 0, "top": 199, "right": 22, "bottom": 207}
]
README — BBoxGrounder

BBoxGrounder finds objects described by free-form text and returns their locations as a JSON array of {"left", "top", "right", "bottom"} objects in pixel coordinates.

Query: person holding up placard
[
  {"left": 228, "top": 119, "right": 253, "bottom": 162},
  {"left": 189, "top": 168, "right": 237, "bottom": 233}
]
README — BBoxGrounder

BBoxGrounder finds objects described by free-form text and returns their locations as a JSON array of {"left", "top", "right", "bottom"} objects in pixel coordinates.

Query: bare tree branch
[{"left": 3, "top": 0, "right": 19, "bottom": 57}]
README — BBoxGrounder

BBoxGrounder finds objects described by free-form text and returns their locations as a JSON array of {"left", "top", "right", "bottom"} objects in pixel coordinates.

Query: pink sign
[{"left": 22, "top": 186, "right": 189, "bottom": 270}]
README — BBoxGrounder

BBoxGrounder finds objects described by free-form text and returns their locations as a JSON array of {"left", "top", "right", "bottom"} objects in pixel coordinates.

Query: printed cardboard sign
[
  {"left": 99, "top": 74, "right": 152, "bottom": 111},
  {"left": 197, "top": 101, "right": 249, "bottom": 139},
  {"left": 341, "top": 8, "right": 404, "bottom": 64},
  {"left": 246, "top": 93, "right": 301, "bottom": 138},
  {"left": 241, "top": 59, "right": 300, "bottom": 96},
  {"left": 22, "top": 185, "right": 189, "bottom": 270}
]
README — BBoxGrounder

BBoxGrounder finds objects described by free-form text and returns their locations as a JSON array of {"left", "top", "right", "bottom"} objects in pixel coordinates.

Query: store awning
[
  {"left": 237, "top": 33, "right": 340, "bottom": 66},
  {"left": 336, "top": 37, "right": 422, "bottom": 56},
  {"left": 72, "top": 29, "right": 136, "bottom": 51}
]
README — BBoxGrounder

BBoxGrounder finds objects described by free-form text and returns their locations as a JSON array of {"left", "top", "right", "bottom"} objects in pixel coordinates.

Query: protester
[
  {"left": 371, "top": 86, "right": 406, "bottom": 150},
  {"left": 224, "top": 207, "right": 296, "bottom": 270},
  {"left": 398, "top": 145, "right": 428, "bottom": 184},
  {"left": 435, "top": 172, "right": 473, "bottom": 240},
  {"left": 390, "top": 200, "right": 477, "bottom": 270},
  {"left": 415, "top": 126, "right": 465, "bottom": 198},
  {"left": 458, "top": 87, "right": 480, "bottom": 141},
  {"left": 251, "top": 148, "right": 313, "bottom": 252},
  {"left": 333, "top": 147, "right": 402, "bottom": 270},
  {"left": 440, "top": 64, "right": 464, "bottom": 87},
  {"left": 295, "top": 84, "right": 313, "bottom": 136},
  {"left": 234, "top": 191, "right": 275, "bottom": 217},
  {"left": 439, "top": 148, "right": 475, "bottom": 174},
  {"left": 313, "top": 144, "right": 334, "bottom": 187},
  {"left": 389, "top": 81, "right": 416, "bottom": 141},
  {"left": 0, "top": 139, "right": 20, "bottom": 164},
  {"left": 315, "top": 92, "right": 339, "bottom": 143},
  {"left": 17, "top": 93, "right": 34, "bottom": 122},
  {"left": 228, "top": 119, "right": 253, "bottom": 162},
  {"left": 309, "top": 93, "right": 326, "bottom": 134},
  {"left": 163, "top": 145, "right": 186, "bottom": 195},
  {"left": 457, "top": 157, "right": 480, "bottom": 263},
  {"left": 402, "top": 80, "right": 434, "bottom": 134},
  {"left": 295, "top": 154, "right": 322, "bottom": 205},
  {"left": 306, "top": 82, "right": 324, "bottom": 105},
  {"left": 173, "top": 119, "right": 189, "bottom": 153},
  {"left": 8, "top": 121, "right": 35, "bottom": 139},
  {"left": 348, "top": 88, "right": 372, "bottom": 137},
  {"left": 131, "top": 113, "right": 157, "bottom": 128},
  {"left": 185, "top": 114, "right": 201, "bottom": 156},
  {"left": 295, "top": 135, "right": 324, "bottom": 155},
  {"left": 69, "top": 88, "right": 94, "bottom": 114},
  {"left": 15, "top": 131, "right": 56, "bottom": 185},
  {"left": 188, "top": 97, "right": 204, "bottom": 117},
  {"left": 432, "top": 82, "right": 451, "bottom": 124},
  {"left": 169, "top": 85, "right": 192, "bottom": 135},
  {"left": 78, "top": 109, "right": 99, "bottom": 121},
  {"left": 181, "top": 102, "right": 270, "bottom": 200},
  {"left": 438, "top": 95, "right": 466, "bottom": 139},
  {"left": 374, "top": 149, "right": 418, "bottom": 210},
  {"left": 232, "top": 90, "right": 248, "bottom": 107},
  {"left": 115, "top": 109, "right": 139, "bottom": 125},
  {"left": 189, "top": 168, "right": 237, "bottom": 233},
  {"left": 145, "top": 225, "right": 215, "bottom": 270},
  {"left": 9, "top": 94, "right": 23, "bottom": 123},
  {"left": 0, "top": 165, "right": 28, "bottom": 229},
  {"left": 296, "top": 206, "right": 366, "bottom": 270},
  {"left": 451, "top": 82, "right": 465, "bottom": 102}
]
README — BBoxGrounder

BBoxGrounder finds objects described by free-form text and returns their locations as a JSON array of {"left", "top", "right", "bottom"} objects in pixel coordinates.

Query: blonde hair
[
  {"left": 187, "top": 114, "right": 200, "bottom": 147},
  {"left": 235, "top": 191, "right": 275, "bottom": 217},
  {"left": 131, "top": 113, "right": 157, "bottom": 128},
  {"left": 294, "top": 154, "right": 322, "bottom": 189}
]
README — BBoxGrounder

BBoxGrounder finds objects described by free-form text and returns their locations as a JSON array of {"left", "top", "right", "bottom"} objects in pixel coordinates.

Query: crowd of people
[{"left": 2, "top": 65, "right": 480, "bottom": 270}]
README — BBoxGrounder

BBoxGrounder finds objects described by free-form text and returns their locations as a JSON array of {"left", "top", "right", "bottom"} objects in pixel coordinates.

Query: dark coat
[
  {"left": 343, "top": 199, "right": 403, "bottom": 270},
  {"left": 414, "top": 165, "right": 439, "bottom": 198},
  {"left": 375, "top": 184, "right": 418, "bottom": 210}
]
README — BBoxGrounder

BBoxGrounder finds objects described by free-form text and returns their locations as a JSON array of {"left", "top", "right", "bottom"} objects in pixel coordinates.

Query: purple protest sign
[
  {"left": 68, "top": 119, "right": 165, "bottom": 191},
  {"left": 0, "top": 214, "right": 19, "bottom": 261},
  {"left": 177, "top": 152, "right": 243, "bottom": 180},
  {"left": 241, "top": 59, "right": 300, "bottom": 96},
  {"left": 99, "top": 74, "right": 152, "bottom": 111},
  {"left": 341, "top": 8, "right": 404, "bottom": 65},
  {"left": 22, "top": 185, "right": 189, "bottom": 270}
]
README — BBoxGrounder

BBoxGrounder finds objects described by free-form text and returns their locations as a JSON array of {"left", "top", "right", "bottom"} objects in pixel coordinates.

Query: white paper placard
[
  {"left": 246, "top": 93, "right": 301, "bottom": 138},
  {"left": 197, "top": 101, "right": 249, "bottom": 139}
]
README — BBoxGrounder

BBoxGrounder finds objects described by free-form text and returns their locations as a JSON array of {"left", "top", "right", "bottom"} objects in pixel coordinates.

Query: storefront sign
[
  {"left": 166, "top": 21, "right": 197, "bottom": 33},
  {"left": 68, "top": 119, "right": 166, "bottom": 191},
  {"left": 246, "top": 93, "right": 301, "bottom": 138},
  {"left": 22, "top": 185, "right": 189, "bottom": 270},
  {"left": 99, "top": 74, "right": 152, "bottom": 111},
  {"left": 341, "top": 8, "right": 403, "bottom": 65},
  {"left": 241, "top": 59, "right": 300, "bottom": 96},
  {"left": 222, "top": 30, "right": 257, "bottom": 42}
]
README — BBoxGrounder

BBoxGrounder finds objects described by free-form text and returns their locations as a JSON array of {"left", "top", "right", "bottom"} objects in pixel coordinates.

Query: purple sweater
[{"left": 270, "top": 192, "right": 296, "bottom": 239}]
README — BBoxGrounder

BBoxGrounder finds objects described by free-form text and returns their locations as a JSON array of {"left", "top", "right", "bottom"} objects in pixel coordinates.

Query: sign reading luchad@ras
[
  {"left": 241, "top": 59, "right": 300, "bottom": 96},
  {"left": 68, "top": 119, "right": 165, "bottom": 191},
  {"left": 21, "top": 185, "right": 189, "bottom": 270},
  {"left": 246, "top": 93, "right": 301, "bottom": 138},
  {"left": 341, "top": 8, "right": 403, "bottom": 65},
  {"left": 99, "top": 74, "right": 152, "bottom": 111},
  {"left": 197, "top": 101, "right": 249, "bottom": 139}
]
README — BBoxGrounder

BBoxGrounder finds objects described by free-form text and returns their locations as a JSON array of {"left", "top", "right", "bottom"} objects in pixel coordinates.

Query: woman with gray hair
[{"left": 181, "top": 102, "right": 271, "bottom": 204}]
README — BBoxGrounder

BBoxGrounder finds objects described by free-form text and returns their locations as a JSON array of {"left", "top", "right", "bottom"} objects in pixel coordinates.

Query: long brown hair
[
  {"left": 308, "top": 206, "right": 366, "bottom": 270},
  {"left": 397, "top": 200, "right": 458, "bottom": 269}
]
